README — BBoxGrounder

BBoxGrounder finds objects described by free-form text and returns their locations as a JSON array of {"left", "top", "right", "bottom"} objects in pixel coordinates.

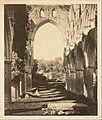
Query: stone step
[
  {"left": 6, "top": 99, "right": 91, "bottom": 115},
  {"left": 39, "top": 94, "right": 65, "bottom": 98},
  {"left": 39, "top": 88, "right": 60, "bottom": 93},
  {"left": 42, "top": 101, "right": 89, "bottom": 115},
  {"left": 40, "top": 92, "right": 62, "bottom": 96},
  {"left": 39, "top": 90, "right": 62, "bottom": 95},
  {"left": 16, "top": 96, "right": 66, "bottom": 103},
  {"left": 24, "top": 91, "right": 64, "bottom": 99}
]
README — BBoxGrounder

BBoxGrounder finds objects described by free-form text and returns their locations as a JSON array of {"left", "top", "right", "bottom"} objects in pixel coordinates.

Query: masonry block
[
  {"left": 5, "top": 61, "right": 11, "bottom": 103},
  {"left": 84, "top": 68, "right": 94, "bottom": 99},
  {"left": 76, "top": 70, "right": 84, "bottom": 95}
]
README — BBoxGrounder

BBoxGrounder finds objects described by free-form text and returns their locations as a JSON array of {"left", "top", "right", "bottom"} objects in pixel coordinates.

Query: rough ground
[{"left": 5, "top": 82, "right": 97, "bottom": 116}]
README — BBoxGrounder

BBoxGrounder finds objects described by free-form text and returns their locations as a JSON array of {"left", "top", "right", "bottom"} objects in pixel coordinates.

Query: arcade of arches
[{"left": 4, "top": 4, "right": 97, "bottom": 108}]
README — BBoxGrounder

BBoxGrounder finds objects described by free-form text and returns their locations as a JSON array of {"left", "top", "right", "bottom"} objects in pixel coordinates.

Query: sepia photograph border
[{"left": 0, "top": 0, "right": 101, "bottom": 120}]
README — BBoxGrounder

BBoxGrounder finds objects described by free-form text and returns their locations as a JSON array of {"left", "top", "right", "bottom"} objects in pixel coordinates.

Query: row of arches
[{"left": 64, "top": 27, "right": 97, "bottom": 100}]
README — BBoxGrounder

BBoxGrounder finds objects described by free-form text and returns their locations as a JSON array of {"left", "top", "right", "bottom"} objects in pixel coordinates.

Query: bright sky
[{"left": 33, "top": 23, "right": 64, "bottom": 60}]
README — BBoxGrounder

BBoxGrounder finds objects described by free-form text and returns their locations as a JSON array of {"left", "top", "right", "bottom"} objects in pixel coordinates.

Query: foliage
[
  {"left": 32, "top": 59, "right": 38, "bottom": 74},
  {"left": 11, "top": 51, "right": 24, "bottom": 82},
  {"left": 36, "top": 57, "right": 65, "bottom": 81}
]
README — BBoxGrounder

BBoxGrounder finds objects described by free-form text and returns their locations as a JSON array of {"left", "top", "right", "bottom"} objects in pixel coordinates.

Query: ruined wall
[{"left": 64, "top": 4, "right": 97, "bottom": 100}]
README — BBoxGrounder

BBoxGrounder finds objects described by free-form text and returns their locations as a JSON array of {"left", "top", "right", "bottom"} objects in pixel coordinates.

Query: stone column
[
  {"left": 19, "top": 80, "right": 22, "bottom": 96},
  {"left": 70, "top": 70, "right": 76, "bottom": 93},
  {"left": 5, "top": 60, "right": 11, "bottom": 103},
  {"left": 18, "top": 81, "right": 20, "bottom": 97},
  {"left": 84, "top": 67, "right": 94, "bottom": 99},
  {"left": 25, "top": 71, "right": 32, "bottom": 91},
  {"left": 15, "top": 84, "right": 18, "bottom": 99},
  {"left": 65, "top": 72, "right": 69, "bottom": 90},
  {"left": 24, "top": 56, "right": 32, "bottom": 92},
  {"left": 76, "top": 69, "right": 84, "bottom": 95},
  {"left": 65, "top": 64, "right": 71, "bottom": 91},
  {"left": 21, "top": 74, "right": 26, "bottom": 94}
]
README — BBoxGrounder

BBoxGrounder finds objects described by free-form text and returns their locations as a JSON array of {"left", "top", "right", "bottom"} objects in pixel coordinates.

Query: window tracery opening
[
  {"left": 52, "top": 8, "right": 57, "bottom": 17},
  {"left": 40, "top": 8, "right": 45, "bottom": 18}
]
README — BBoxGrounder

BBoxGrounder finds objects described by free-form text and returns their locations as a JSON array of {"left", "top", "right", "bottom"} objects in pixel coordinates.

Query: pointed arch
[
  {"left": 84, "top": 28, "right": 96, "bottom": 68},
  {"left": 52, "top": 8, "right": 57, "bottom": 17},
  {"left": 32, "top": 19, "right": 64, "bottom": 41},
  {"left": 40, "top": 8, "right": 45, "bottom": 18}
]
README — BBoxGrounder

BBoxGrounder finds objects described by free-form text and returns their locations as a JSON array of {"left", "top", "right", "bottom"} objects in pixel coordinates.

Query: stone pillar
[
  {"left": 25, "top": 71, "right": 32, "bottom": 91},
  {"left": 18, "top": 81, "right": 20, "bottom": 97},
  {"left": 24, "top": 56, "right": 32, "bottom": 92},
  {"left": 15, "top": 84, "right": 18, "bottom": 99},
  {"left": 21, "top": 74, "right": 26, "bottom": 94},
  {"left": 65, "top": 64, "right": 71, "bottom": 91},
  {"left": 84, "top": 67, "right": 94, "bottom": 99},
  {"left": 5, "top": 60, "right": 11, "bottom": 103},
  {"left": 19, "top": 80, "right": 22, "bottom": 96},
  {"left": 65, "top": 72, "right": 68, "bottom": 90},
  {"left": 76, "top": 69, "right": 84, "bottom": 95},
  {"left": 70, "top": 71, "right": 76, "bottom": 93}
]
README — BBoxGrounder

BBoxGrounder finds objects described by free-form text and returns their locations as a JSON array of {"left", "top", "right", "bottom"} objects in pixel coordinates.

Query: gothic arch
[
  {"left": 32, "top": 19, "right": 64, "bottom": 41},
  {"left": 83, "top": 29, "right": 97, "bottom": 99},
  {"left": 84, "top": 29, "right": 96, "bottom": 68},
  {"left": 30, "top": 19, "right": 64, "bottom": 67}
]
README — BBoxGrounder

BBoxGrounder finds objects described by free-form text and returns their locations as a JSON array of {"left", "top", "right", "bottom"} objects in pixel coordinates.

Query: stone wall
[
  {"left": 4, "top": 4, "right": 97, "bottom": 103},
  {"left": 64, "top": 4, "right": 97, "bottom": 100}
]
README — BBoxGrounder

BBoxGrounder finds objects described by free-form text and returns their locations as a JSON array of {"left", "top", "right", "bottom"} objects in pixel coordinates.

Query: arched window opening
[
  {"left": 52, "top": 8, "right": 57, "bottom": 17},
  {"left": 84, "top": 51, "right": 88, "bottom": 68},
  {"left": 40, "top": 8, "right": 45, "bottom": 18},
  {"left": 33, "top": 22, "right": 64, "bottom": 82},
  {"left": 33, "top": 23, "right": 64, "bottom": 61}
]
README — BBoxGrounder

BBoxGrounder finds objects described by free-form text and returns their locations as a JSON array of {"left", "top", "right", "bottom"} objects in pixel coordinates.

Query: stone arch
[
  {"left": 83, "top": 28, "right": 97, "bottom": 99},
  {"left": 30, "top": 18, "right": 65, "bottom": 89},
  {"left": 31, "top": 18, "right": 64, "bottom": 70},
  {"left": 84, "top": 31, "right": 96, "bottom": 68},
  {"left": 32, "top": 19, "right": 64, "bottom": 42},
  {"left": 27, "top": 18, "right": 65, "bottom": 71}
]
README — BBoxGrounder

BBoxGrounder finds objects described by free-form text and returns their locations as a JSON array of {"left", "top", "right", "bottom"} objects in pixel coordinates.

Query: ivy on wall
[
  {"left": 12, "top": 5, "right": 28, "bottom": 59},
  {"left": 11, "top": 51, "right": 24, "bottom": 82}
]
